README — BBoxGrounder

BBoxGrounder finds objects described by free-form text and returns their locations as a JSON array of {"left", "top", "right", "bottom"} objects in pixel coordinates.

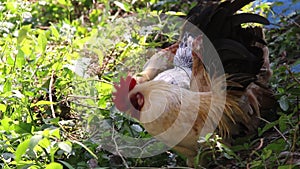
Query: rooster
[{"left": 113, "top": 0, "right": 275, "bottom": 167}]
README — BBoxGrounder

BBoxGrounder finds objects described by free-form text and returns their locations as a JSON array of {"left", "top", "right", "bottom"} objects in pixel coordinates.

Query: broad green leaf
[
  {"left": 58, "top": 142, "right": 72, "bottom": 153},
  {"left": 14, "top": 122, "right": 32, "bottom": 134},
  {"left": 45, "top": 162, "right": 63, "bottom": 169},
  {"left": 15, "top": 139, "right": 30, "bottom": 162}
]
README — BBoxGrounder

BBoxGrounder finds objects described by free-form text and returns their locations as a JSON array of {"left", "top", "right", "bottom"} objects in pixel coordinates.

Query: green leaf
[
  {"left": 265, "top": 139, "right": 286, "bottom": 153},
  {"left": 6, "top": 2, "right": 17, "bottom": 13},
  {"left": 50, "top": 25, "right": 60, "bottom": 40},
  {"left": 50, "top": 128, "right": 61, "bottom": 139},
  {"left": 57, "top": 160, "right": 75, "bottom": 169},
  {"left": 14, "top": 122, "right": 33, "bottom": 134},
  {"left": 278, "top": 115, "right": 287, "bottom": 132},
  {"left": 0, "top": 104, "right": 7, "bottom": 112},
  {"left": 17, "top": 25, "right": 31, "bottom": 44},
  {"left": 38, "top": 32, "right": 47, "bottom": 53},
  {"left": 29, "top": 135, "right": 43, "bottom": 150},
  {"left": 258, "top": 121, "right": 277, "bottom": 136},
  {"left": 28, "top": 135, "right": 43, "bottom": 158},
  {"left": 58, "top": 142, "right": 72, "bottom": 153},
  {"left": 114, "top": 1, "right": 130, "bottom": 12},
  {"left": 278, "top": 165, "right": 295, "bottom": 169},
  {"left": 278, "top": 95, "right": 289, "bottom": 111},
  {"left": 30, "top": 100, "right": 55, "bottom": 107},
  {"left": 3, "top": 80, "right": 12, "bottom": 93},
  {"left": 15, "top": 139, "right": 30, "bottom": 162},
  {"left": 45, "top": 162, "right": 63, "bottom": 169},
  {"left": 39, "top": 138, "right": 51, "bottom": 149},
  {"left": 72, "top": 140, "right": 98, "bottom": 159},
  {"left": 16, "top": 48, "right": 25, "bottom": 68},
  {"left": 1, "top": 118, "right": 13, "bottom": 132}
]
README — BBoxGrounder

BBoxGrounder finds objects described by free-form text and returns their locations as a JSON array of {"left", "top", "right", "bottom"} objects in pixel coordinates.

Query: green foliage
[{"left": 0, "top": 0, "right": 299, "bottom": 168}]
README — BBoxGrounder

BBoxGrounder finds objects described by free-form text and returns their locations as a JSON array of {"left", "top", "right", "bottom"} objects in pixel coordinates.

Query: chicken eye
[{"left": 130, "top": 92, "right": 144, "bottom": 111}]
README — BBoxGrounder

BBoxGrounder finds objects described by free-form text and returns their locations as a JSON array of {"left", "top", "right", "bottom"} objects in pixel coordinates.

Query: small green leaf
[
  {"left": 72, "top": 140, "right": 98, "bottom": 159},
  {"left": 278, "top": 95, "right": 289, "bottom": 111},
  {"left": 38, "top": 32, "right": 47, "bottom": 53},
  {"left": 15, "top": 139, "right": 30, "bottom": 162},
  {"left": 50, "top": 25, "right": 60, "bottom": 40},
  {"left": 16, "top": 48, "right": 25, "bottom": 68},
  {"left": 1, "top": 118, "right": 13, "bottom": 132},
  {"left": 17, "top": 25, "right": 31, "bottom": 44},
  {"left": 45, "top": 162, "right": 63, "bottom": 169},
  {"left": 39, "top": 138, "right": 51, "bottom": 149},
  {"left": 30, "top": 100, "right": 55, "bottom": 107},
  {"left": 0, "top": 104, "right": 6, "bottom": 112},
  {"left": 114, "top": 1, "right": 130, "bottom": 12},
  {"left": 3, "top": 80, "right": 12, "bottom": 92}
]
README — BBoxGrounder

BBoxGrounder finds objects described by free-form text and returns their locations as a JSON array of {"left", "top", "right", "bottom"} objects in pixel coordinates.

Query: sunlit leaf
[
  {"left": 16, "top": 48, "right": 25, "bottom": 68},
  {"left": 38, "top": 32, "right": 47, "bottom": 53},
  {"left": 114, "top": 1, "right": 130, "bottom": 12},
  {"left": 17, "top": 25, "right": 31, "bottom": 44},
  {"left": 15, "top": 139, "right": 30, "bottom": 162},
  {"left": 30, "top": 100, "right": 55, "bottom": 107},
  {"left": 50, "top": 25, "right": 60, "bottom": 40},
  {"left": 45, "top": 162, "right": 63, "bottom": 169},
  {"left": 0, "top": 104, "right": 6, "bottom": 112}
]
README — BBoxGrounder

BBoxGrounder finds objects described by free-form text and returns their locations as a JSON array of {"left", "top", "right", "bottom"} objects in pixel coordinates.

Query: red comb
[{"left": 112, "top": 76, "right": 137, "bottom": 112}]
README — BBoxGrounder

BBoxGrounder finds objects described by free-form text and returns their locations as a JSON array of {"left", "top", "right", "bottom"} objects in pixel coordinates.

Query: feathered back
[{"left": 184, "top": 0, "right": 270, "bottom": 85}]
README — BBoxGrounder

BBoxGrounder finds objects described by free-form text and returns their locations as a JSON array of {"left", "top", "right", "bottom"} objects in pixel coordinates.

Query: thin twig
[
  {"left": 49, "top": 70, "right": 56, "bottom": 118},
  {"left": 258, "top": 117, "right": 289, "bottom": 144},
  {"left": 68, "top": 95, "right": 99, "bottom": 100},
  {"left": 112, "top": 125, "right": 129, "bottom": 168},
  {"left": 71, "top": 101, "right": 108, "bottom": 111},
  {"left": 71, "top": 79, "right": 113, "bottom": 86},
  {"left": 250, "top": 138, "right": 264, "bottom": 157}
]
